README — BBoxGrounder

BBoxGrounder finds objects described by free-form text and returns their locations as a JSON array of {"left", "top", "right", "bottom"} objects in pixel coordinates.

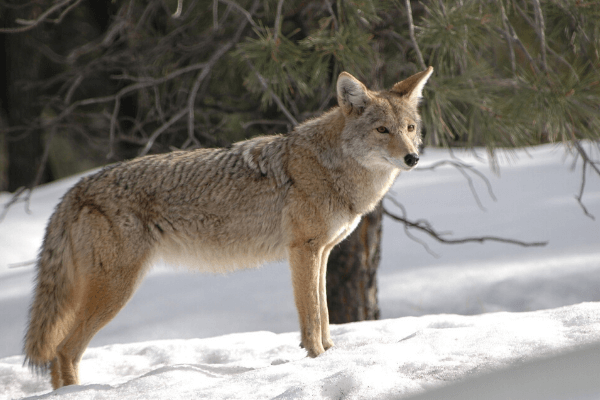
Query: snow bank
[{"left": 2, "top": 302, "right": 600, "bottom": 399}]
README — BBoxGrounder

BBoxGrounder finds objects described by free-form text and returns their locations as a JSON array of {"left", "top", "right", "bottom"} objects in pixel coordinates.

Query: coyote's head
[{"left": 336, "top": 67, "right": 433, "bottom": 171}]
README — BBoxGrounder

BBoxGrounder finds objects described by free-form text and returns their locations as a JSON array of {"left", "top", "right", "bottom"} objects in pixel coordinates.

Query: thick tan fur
[{"left": 24, "top": 68, "right": 433, "bottom": 389}]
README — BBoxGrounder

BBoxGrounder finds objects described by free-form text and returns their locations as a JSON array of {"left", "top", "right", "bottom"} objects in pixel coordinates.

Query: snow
[{"left": 1, "top": 143, "right": 600, "bottom": 399}]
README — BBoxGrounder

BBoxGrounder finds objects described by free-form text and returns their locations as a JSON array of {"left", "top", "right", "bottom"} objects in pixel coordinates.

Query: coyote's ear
[
  {"left": 337, "top": 72, "right": 371, "bottom": 116},
  {"left": 390, "top": 66, "right": 434, "bottom": 107}
]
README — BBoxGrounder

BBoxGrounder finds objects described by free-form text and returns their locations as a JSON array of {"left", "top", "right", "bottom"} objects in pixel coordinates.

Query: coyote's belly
[{"left": 154, "top": 202, "right": 289, "bottom": 273}]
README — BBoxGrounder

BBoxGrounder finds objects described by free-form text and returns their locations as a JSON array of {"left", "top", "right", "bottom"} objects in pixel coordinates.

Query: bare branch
[
  {"left": 498, "top": 0, "right": 516, "bottom": 75},
  {"left": 48, "top": 0, "right": 82, "bottom": 25},
  {"left": 139, "top": 108, "right": 188, "bottom": 156},
  {"left": 66, "top": 17, "right": 127, "bottom": 64},
  {"left": 575, "top": 160, "right": 595, "bottom": 220},
  {"left": 404, "top": 0, "right": 427, "bottom": 70},
  {"left": 187, "top": 46, "right": 227, "bottom": 146},
  {"left": 172, "top": 0, "right": 184, "bottom": 18},
  {"left": 219, "top": 0, "right": 260, "bottom": 31},
  {"left": 8, "top": 259, "right": 36, "bottom": 269},
  {"left": 243, "top": 56, "right": 299, "bottom": 127},
  {"left": 213, "top": 0, "right": 218, "bottom": 30},
  {"left": 493, "top": 13, "right": 541, "bottom": 75},
  {"left": 241, "top": 119, "right": 289, "bottom": 130},
  {"left": 546, "top": 45, "right": 579, "bottom": 81},
  {"left": 571, "top": 140, "right": 600, "bottom": 220},
  {"left": 324, "top": 0, "right": 339, "bottom": 31},
  {"left": 0, "top": 0, "right": 78, "bottom": 33},
  {"left": 185, "top": 0, "right": 260, "bottom": 149},
  {"left": 0, "top": 126, "right": 59, "bottom": 221},
  {"left": 273, "top": 0, "right": 285, "bottom": 42},
  {"left": 384, "top": 198, "right": 440, "bottom": 257},
  {"left": 0, "top": 187, "right": 28, "bottom": 222},
  {"left": 531, "top": 0, "right": 548, "bottom": 73},
  {"left": 64, "top": 74, "right": 84, "bottom": 105},
  {"left": 384, "top": 196, "right": 548, "bottom": 250},
  {"left": 417, "top": 160, "right": 497, "bottom": 211}
]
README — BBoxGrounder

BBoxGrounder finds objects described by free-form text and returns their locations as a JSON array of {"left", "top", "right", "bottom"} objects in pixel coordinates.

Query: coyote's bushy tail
[{"left": 23, "top": 205, "right": 76, "bottom": 373}]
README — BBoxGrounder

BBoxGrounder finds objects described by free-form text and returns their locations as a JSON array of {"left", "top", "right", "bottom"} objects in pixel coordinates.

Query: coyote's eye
[
  {"left": 407, "top": 124, "right": 415, "bottom": 132},
  {"left": 376, "top": 126, "right": 389, "bottom": 134}
]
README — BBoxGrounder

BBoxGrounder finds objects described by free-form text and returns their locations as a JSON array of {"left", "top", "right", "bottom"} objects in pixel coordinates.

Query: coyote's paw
[
  {"left": 300, "top": 341, "right": 325, "bottom": 357},
  {"left": 306, "top": 347, "right": 325, "bottom": 358}
]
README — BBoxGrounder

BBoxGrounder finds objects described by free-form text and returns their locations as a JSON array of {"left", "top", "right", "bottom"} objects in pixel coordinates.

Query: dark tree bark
[{"left": 326, "top": 202, "right": 382, "bottom": 323}]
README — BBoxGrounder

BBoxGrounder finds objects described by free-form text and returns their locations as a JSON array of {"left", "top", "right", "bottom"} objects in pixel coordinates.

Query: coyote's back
[{"left": 24, "top": 67, "right": 433, "bottom": 390}]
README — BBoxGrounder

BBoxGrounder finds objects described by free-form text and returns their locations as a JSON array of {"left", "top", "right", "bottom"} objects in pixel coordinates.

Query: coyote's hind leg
[{"left": 50, "top": 263, "right": 146, "bottom": 388}]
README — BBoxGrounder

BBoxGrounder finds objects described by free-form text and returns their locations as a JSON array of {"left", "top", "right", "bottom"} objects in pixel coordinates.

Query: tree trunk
[{"left": 326, "top": 202, "right": 382, "bottom": 323}]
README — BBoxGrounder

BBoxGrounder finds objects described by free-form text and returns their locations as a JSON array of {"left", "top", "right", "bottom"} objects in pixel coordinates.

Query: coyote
[{"left": 24, "top": 67, "right": 433, "bottom": 389}]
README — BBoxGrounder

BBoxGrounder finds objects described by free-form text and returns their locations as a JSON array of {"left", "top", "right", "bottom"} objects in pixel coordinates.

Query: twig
[
  {"left": 213, "top": 0, "right": 218, "bottom": 29},
  {"left": 571, "top": 140, "right": 600, "bottom": 220},
  {"left": 139, "top": 108, "right": 188, "bottom": 156},
  {"left": 64, "top": 74, "right": 84, "bottom": 105},
  {"left": 417, "top": 160, "right": 497, "bottom": 211},
  {"left": 0, "top": 187, "right": 27, "bottom": 222},
  {"left": 218, "top": 0, "right": 260, "bottom": 31},
  {"left": 324, "top": 0, "right": 339, "bottom": 31},
  {"left": 187, "top": 46, "right": 228, "bottom": 146},
  {"left": 8, "top": 260, "right": 36, "bottom": 269},
  {"left": 66, "top": 18, "right": 127, "bottom": 64},
  {"left": 273, "top": 0, "right": 285, "bottom": 42},
  {"left": 404, "top": 0, "right": 427, "bottom": 70},
  {"left": 42, "top": 60, "right": 208, "bottom": 142},
  {"left": 546, "top": 45, "right": 579, "bottom": 81},
  {"left": 0, "top": 0, "right": 78, "bottom": 33},
  {"left": 241, "top": 119, "right": 289, "bottom": 130},
  {"left": 48, "top": 0, "right": 82, "bottom": 24},
  {"left": 243, "top": 56, "right": 299, "bottom": 126},
  {"left": 173, "top": 0, "right": 184, "bottom": 18},
  {"left": 531, "top": 0, "right": 547, "bottom": 73},
  {"left": 0, "top": 126, "right": 59, "bottom": 221},
  {"left": 493, "top": 23, "right": 540, "bottom": 75},
  {"left": 383, "top": 197, "right": 548, "bottom": 251},
  {"left": 185, "top": 0, "right": 260, "bottom": 149},
  {"left": 575, "top": 160, "right": 595, "bottom": 220},
  {"left": 498, "top": 0, "right": 516, "bottom": 75},
  {"left": 384, "top": 198, "right": 440, "bottom": 257}
]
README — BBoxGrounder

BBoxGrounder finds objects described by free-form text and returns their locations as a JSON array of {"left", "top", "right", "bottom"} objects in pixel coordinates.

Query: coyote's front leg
[
  {"left": 319, "top": 247, "right": 334, "bottom": 351},
  {"left": 289, "top": 241, "right": 325, "bottom": 357}
]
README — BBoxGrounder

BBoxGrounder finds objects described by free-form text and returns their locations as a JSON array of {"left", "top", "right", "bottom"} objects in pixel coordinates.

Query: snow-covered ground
[{"left": 1, "top": 143, "right": 599, "bottom": 399}]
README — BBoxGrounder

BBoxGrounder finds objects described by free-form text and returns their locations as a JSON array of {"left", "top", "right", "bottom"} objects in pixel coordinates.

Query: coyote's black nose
[{"left": 404, "top": 153, "right": 419, "bottom": 167}]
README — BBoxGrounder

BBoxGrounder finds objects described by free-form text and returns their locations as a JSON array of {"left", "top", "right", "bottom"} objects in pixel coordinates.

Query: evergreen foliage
[{"left": 1, "top": 0, "right": 599, "bottom": 181}]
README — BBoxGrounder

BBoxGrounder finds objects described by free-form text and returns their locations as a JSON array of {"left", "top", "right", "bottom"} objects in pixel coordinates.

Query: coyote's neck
[{"left": 289, "top": 107, "right": 399, "bottom": 215}]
